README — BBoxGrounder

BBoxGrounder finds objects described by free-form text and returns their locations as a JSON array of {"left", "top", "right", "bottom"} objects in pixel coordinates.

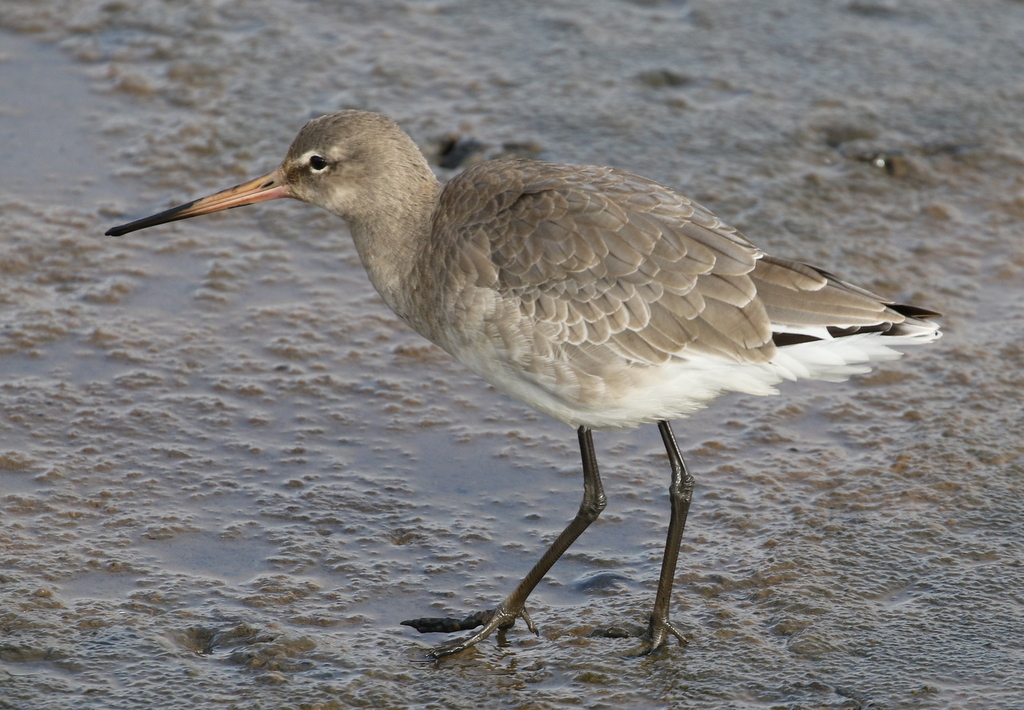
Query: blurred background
[{"left": 1, "top": 1, "right": 1022, "bottom": 708}]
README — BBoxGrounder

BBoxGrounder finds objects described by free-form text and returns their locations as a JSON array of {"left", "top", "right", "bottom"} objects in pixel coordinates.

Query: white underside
[{"left": 465, "top": 326, "right": 940, "bottom": 430}]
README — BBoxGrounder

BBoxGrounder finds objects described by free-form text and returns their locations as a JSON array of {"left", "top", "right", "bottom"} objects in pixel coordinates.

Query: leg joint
[
  {"left": 579, "top": 490, "right": 607, "bottom": 521},
  {"left": 669, "top": 471, "right": 695, "bottom": 501}
]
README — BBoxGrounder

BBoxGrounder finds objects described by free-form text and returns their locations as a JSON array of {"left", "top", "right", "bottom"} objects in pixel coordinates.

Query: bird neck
[{"left": 346, "top": 166, "right": 441, "bottom": 323}]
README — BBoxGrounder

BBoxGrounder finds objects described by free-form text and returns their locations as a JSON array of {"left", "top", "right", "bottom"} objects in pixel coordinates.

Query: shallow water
[{"left": 1, "top": 2, "right": 1023, "bottom": 708}]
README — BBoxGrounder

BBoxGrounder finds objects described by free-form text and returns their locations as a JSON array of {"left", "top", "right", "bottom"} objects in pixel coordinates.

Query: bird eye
[{"left": 309, "top": 155, "right": 329, "bottom": 171}]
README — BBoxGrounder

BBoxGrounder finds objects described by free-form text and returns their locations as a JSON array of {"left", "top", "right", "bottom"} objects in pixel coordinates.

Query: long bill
[{"left": 105, "top": 168, "right": 291, "bottom": 237}]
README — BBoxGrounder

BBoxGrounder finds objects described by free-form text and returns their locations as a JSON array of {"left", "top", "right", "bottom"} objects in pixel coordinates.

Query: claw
[{"left": 520, "top": 607, "right": 538, "bottom": 635}]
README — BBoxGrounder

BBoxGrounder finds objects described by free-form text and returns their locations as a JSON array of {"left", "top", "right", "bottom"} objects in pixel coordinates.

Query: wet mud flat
[{"left": 1, "top": 2, "right": 1023, "bottom": 709}]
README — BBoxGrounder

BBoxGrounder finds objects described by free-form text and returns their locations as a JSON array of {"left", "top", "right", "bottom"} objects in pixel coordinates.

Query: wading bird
[{"left": 107, "top": 110, "right": 940, "bottom": 657}]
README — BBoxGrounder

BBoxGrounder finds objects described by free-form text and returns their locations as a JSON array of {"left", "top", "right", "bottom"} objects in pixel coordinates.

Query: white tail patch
[{"left": 544, "top": 325, "right": 941, "bottom": 430}]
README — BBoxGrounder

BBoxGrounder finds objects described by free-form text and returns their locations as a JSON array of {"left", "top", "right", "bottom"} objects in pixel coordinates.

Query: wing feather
[{"left": 433, "top": 160, "right": 926, "bottom": 395}]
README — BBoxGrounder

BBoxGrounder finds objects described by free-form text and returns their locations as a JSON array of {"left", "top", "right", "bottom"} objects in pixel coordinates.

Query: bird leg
[
  {"left": 642, "top": 420, "right": 693, "bottom": 651},
  {"left": 587, "top": 420, "right": 692, "bottom": 651},
  {"left": 402, "top": 425, "right": 607, "bottom": 658}
]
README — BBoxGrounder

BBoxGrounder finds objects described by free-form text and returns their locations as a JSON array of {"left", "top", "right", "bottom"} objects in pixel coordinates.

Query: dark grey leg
[
  {"left": 642, "top": 419, "right": 693, "bottom": 651},
  {"left": 403, "top": 425, "right": 607, "bottom": 658}
]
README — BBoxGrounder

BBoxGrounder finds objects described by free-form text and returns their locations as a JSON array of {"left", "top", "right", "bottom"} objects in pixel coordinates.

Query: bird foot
[
  {"left": 588, "top": 616, "right": 687, "bottom": 655},
  {"left": 401, "top": 603, "right": 538, "bottom": 658},
  {"left": 639, "top": 616, "right": 688, "bottom": 654}
]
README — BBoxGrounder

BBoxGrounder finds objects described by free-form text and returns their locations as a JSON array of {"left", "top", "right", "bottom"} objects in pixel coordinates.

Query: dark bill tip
[
  {"left": 105, "top": 199, "right": 204, "bottom": 237},
  {"left": 104, "top": 168, "right": 290, "bottom": 237}
]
